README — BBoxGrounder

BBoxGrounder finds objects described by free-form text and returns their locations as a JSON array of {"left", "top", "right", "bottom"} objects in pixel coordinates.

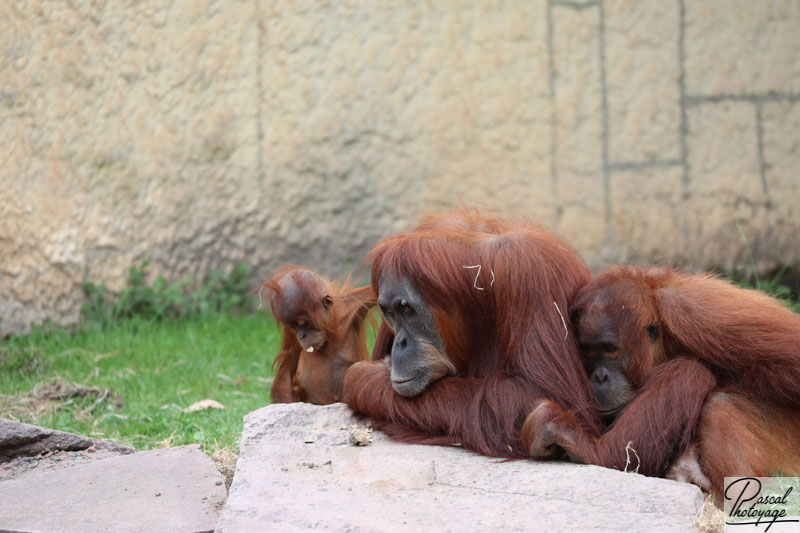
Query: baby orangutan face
[
  {"left": 264, "top": 266, "right": 376, "bottom": 406},
  {"left": 287, "top": 310, "right": 329, "bottom": 353},
  {"left": 269, "top": 269, "right": 335, "bottom": 354}
]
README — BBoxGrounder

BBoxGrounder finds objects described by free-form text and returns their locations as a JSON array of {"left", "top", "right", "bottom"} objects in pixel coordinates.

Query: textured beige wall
[{"left": 2, "top": 0, "right": 799, "bottom": 335}]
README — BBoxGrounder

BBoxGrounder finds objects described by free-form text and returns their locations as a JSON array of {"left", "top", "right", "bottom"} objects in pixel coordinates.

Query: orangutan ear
[{"left": 322, "top": 294, "right": 333, "bottom": 309}]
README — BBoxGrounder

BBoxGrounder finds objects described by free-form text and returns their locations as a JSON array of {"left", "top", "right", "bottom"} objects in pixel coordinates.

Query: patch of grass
[
  {"left": 733, "top": 221, "right": 800, "bottom": 312},
  {"left": 1, "top": 260, "right": 380, "bottom": 460},
  {"left": 0, "top": 314, "right": 279, "bottom": 453},
  {"left": 82, "top": 261, "right": 255, "bottom": 327},
  {"left": 733, "top": 268, "right": 800, "bottom": 313}
]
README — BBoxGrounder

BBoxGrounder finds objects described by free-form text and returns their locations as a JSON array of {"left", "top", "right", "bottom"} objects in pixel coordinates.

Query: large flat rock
[
  {"left": 0, "top": 418, "right": 133, "bottom": 463},
  {"left": 0, "top": 419, "right": 135, "bottom": 481},
  {"left": 0, "top": 445, "right": 226, "bottom": 533},
  {"left": 216, "top": 403, "right": 704, "bottom": 533}
]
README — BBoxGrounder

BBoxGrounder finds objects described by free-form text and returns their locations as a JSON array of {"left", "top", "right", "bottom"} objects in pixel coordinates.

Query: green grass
[
  {"left": 733, "top": 272, "right": 800, "bottom": 313},
  {"left": 0, "top": 314, "right": 280, "bottom": 454}
]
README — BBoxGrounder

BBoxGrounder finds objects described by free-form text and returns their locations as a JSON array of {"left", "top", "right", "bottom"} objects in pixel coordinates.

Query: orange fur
[
  {"left": 260, "top": 267, "right": 376, "bottom": 405},
  {"left": 668, "top": 391, "right": 800, "bottom": 505},
  {"left": 525, "top": 265, "right": 800, "bottom": 500},
  {"left": 344, "top": 208, "right": 602, "bottom": 458}
]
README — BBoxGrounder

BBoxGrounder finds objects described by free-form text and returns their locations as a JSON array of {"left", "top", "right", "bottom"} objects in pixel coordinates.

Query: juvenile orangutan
[{"left": 261, "top": 267, "right": 375, "bottom": 405}]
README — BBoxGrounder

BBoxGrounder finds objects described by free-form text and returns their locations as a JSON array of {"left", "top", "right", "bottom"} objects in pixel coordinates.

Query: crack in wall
[
  {"left": 254, "top": 0, "right": 265, "bottom": 204},
  {"left": 551, "top": 0, "right": 599, "bottom": 10},
  {"left": 678, "top": 0, "right": 691, "bottom": 250},
  {"left": 597, "top": 0, "right": 612, "bottom": 254},
  {"left": 547, "top": 0, "right": 561, "bottom": 227},
  {"left": 686, "top": 92, "right": 800, "bottom": 105},
  {"left": 755, "top": 103, "right": 772, "bottom": 207},
  {"left": 609, "top": 159, "right": 682, "bottom": 172}
]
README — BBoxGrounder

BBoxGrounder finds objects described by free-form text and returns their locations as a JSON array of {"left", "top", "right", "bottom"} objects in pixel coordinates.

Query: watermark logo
[{"left": 724, "top": 477, "right": 800, "bottom": 532}]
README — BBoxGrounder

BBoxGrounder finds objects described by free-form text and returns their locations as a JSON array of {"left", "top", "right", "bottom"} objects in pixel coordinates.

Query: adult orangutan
[
  {"left": 523, "top": 266, "right": 800, "bottom": 500},
  {"left": 343, "top": 209, "right": 603, "bottom": 458},
  {"left": 261, "top": 267, "right": 375, "bottom": 405}
]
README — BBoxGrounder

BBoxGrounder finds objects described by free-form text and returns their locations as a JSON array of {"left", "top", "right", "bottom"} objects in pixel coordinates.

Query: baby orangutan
[{"left": 261, "top": 267, "right": 375, "bottom": 405}]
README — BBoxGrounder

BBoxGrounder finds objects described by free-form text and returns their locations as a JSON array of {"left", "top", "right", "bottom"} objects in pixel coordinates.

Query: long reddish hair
[
  {"left": 572, "top": 265, "right": 800, "bottom": 405},
  {"left": 363, "top": 208, "right": 602, "bottom": 456}
]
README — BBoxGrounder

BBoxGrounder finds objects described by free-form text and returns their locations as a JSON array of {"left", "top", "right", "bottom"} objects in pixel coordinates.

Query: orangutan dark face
[{"left": 377, "top": 273, "right": 454, "bottom": 397}]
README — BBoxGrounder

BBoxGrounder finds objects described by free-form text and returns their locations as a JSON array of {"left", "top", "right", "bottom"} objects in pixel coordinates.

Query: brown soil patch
[
  {"left": 0, "top": 379, "right": 123, "bottom": 422},
  {"left": 212, "top": 446, "right": 238, "bottom": 491}
]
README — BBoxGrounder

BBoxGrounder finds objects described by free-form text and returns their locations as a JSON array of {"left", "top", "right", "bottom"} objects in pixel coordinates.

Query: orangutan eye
[
  {"left": 380, "top": 305, "right": 394, "bottom": 324},
  {"left": 400, "top": 300, "right": 413, "bottom": 314},
  {"left": 295, "top": 319, "right": 307, "bottom": 328}
]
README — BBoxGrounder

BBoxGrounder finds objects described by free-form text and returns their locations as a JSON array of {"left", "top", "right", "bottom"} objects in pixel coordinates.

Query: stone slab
[
  {"left": 0, "top": 448, "right": 132, "bottom": 482},
  {"left": 609, "top": 166, "right": 684, "bottom": 264},
  {"left": 0, "top": 445, "right": 226, "bottom": 533},
  {"left": 0, "top": 418, "right": 134, "bottom": 463},
  {"left": 551, "top": 3, "right": 607, "bottom": 263},
  {"left": 686, "top": 101, "right": 771, "bottom": 272},
  {"left": 215, "top": 403, "right": 704, "bottom": 533},
  {"left": 606, "top": 0, "right": 681, "bottom": 162},
  {"left": 685, "top": 1, "right": 800, "bottom": 95}
]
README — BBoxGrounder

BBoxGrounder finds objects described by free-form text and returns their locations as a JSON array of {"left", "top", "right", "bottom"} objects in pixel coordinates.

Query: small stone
[
  {"left": 348, "top": 428, "right": 372, "bottom": 447},
  {"left": 303, "top": 437, "right": 314, "bottom": 444}
]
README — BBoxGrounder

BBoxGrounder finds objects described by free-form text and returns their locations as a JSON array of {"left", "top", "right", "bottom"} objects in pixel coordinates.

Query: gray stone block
[
  {"left": 0, "top": 418, "right": 133, "bottom": 463},
  {"left": 216, "top": 403, "right": 704, "bottom": 533},
  {"left": 0, "top": 445, "right": 226, "bottom": 533}
]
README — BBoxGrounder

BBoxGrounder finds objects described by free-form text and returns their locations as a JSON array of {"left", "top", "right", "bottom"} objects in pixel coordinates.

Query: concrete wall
[{"left": 2, "top": 0, "right": 799, "bottom": 335}]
